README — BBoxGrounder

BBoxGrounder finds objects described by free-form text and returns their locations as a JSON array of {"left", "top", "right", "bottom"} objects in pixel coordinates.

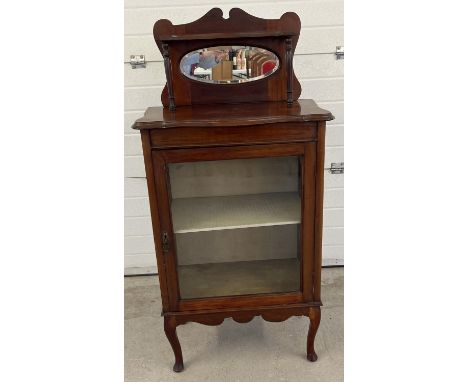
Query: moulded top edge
[
  {"left": 157, "top": 31, "right": 298, "bottom": 41},
  {"left": 132, "top": 100, "right": 334, "bottom": 130}
]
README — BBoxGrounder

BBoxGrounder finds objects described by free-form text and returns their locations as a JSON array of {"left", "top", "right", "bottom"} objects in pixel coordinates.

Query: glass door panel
[{"left": 168, "top": 156, "right": 302, "bottom": 299}]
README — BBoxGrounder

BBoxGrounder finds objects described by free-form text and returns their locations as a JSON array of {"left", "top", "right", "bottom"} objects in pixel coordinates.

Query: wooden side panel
[
  {"left": 140, "top": 130, "right": 170, "bottom": 311},
  {"left": 151, "top": 151, "right": 181, "bottom": 311},
  {"left": 302, "top": 142, "right": 317, "bottom": 301},
  {"left": 313, "top": 122, "right": 326, "bottom": 301}
]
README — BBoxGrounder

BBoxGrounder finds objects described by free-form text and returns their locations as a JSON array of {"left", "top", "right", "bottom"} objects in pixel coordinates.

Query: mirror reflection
[{"left": 180, "top": 46, "right": 279, "bottom": 84}]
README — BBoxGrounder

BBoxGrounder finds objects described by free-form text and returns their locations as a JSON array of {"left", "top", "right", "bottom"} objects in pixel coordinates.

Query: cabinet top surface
[{"left": 132, "top": 100, "right": 334, "bottom": 129}]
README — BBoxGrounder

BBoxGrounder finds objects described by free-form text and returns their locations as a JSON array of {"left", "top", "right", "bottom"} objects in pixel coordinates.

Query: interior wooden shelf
[
  {"left": 171, "top": 192, "right": 301, "bottom": 233},
  {"left": 178, "top": 258, "right": 300, "bottom": 299}
]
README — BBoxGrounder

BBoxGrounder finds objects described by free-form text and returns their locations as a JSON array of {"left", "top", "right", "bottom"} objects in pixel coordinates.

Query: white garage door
[{"left": 124, "top": 0, "right": 344, "bottom": 275}]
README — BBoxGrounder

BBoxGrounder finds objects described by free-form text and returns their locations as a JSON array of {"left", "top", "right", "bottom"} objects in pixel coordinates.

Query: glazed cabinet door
[{"left": 153, "top": 143, "right": 317, "bottom": 311}]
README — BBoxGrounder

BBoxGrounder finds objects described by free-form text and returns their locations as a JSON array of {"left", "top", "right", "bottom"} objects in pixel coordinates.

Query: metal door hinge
[
  {"left": 335, "top": 46, "right": 344, "bottom": 60},
  {"left": 130, "top": 55, "right": 146, "bottom": 69},
  {"left": 327, "top": 162, "right": 344, "bottom": 174},
  {"left": 161, "top": 231, "right": 169, "bottom": 252}
]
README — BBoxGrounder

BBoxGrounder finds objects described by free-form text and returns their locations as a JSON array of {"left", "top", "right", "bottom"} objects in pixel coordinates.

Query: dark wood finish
[
  {"left": 307, "top": 307, "right": 321, "bottom": 362},
  {"left": 140, "top": 130, "right": 170, "bottom": 310},
  {"left": 153, "top": 8, "right": 302, "bottom": 107},
  {"left": 172, "top": 304, "right": 318, "bottom": 326},
  {"left": 159, "top": 143, "right": 305, "bottom": 164},
  {"left": 152, "top": 151, "right": 180, "bottom": 311},
  {"left": 163, "top": 316, "right": 184, "bottom": 372},
  {"left": 286, "top": 37, "right": 293, "bottom": 106},
  {"left": 179, "top": 292, "right": 304, "bottom": 312},
  {"left": 302, "top": 143, "right": 317, "bottom": 301},
  {"left": 149, "top": 122, "right": 317, "bottom": 149},
  {"left": 313, "top": 122, "right": 327, "bottom": 301},
  {"left": 133, "top": 99, "right": 333, "bottom": 129},
  {"left": 156, "top": 31, "right": 298, "bottom": 41},
  {"left": 161, "top": 43, "right": 175, "bottom": 111},
  {"left": 132, "top": 8, "right": 334, "bottom": 372}
]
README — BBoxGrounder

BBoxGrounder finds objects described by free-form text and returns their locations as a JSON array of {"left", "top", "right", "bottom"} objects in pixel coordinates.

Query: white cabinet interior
[
  {"left": 171, "top": 192, "right": 301, "bottom": 233},
  {"left": 168, "top": 156, "right": 302, "bottom": 299}
]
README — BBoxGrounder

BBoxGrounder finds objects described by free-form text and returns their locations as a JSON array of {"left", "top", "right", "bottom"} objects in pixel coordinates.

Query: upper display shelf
[
  {"left": 153, "top": 8, "right": 302, "bottom": 109},
  {"left": 157, "top": 31, "right": 296, "bottom": 41}
]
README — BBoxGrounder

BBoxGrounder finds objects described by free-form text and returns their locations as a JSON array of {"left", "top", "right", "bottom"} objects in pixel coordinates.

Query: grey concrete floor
[{"left": 125, "top": 267, "right": 343, "bottom": 382}]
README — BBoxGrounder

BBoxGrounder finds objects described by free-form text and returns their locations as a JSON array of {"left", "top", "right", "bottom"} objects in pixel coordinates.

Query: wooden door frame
[{"left": 152, "top": 142, "right": 317, "bottom": 312}]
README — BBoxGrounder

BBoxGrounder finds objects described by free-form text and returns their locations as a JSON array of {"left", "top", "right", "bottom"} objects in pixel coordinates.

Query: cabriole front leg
[
  {"left": 163, "top": 316, "right": 184, "bottom": 372},
  {"left": 307, "top": 307, "right": 321, "bottom": 361}
]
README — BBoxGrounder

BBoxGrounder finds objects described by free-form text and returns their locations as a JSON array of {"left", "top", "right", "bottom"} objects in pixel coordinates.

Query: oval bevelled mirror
[{"left": 179, "top": 46, "right": 279, "bottom": 84}]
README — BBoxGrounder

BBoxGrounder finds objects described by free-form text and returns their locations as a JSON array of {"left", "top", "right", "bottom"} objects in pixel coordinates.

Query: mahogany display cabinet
[{"left": 132, "top": 8, "right": 334, "bottom": 372}]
